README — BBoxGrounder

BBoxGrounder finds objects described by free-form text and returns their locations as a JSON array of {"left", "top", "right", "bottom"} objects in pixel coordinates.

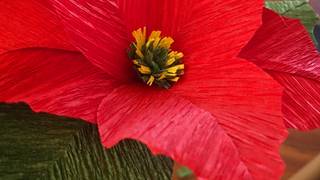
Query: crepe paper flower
[
  {"left": 240, "top": 8, "right": 320, "bottom": 130},
  {"left": 0, "top": 0, "right": 288, "bottom": 179}
]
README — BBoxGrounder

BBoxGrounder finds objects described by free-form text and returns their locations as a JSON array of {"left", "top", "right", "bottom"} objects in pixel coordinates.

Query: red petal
[
  {"left": 0, "top": 49, "right": 119, "bottom": 123},
  {"left": 170, "top": 57, "right": 286, "bottom": 179},
  {"left": 239, "top": 9, "right": 320, "bottom": 130},
  {"left": 48, "top": 0, "right": 263, "bottom": 80},
  {"left": 118, "top": 0, "right": 262, "bottom": 38},
  {"left": 270, "top": 72, "right": 320, "bottom": 130},
  {"left": 0, "top": 0, "right": 74, "bottom": 54},
  {"left": 119, "top": 0, "right": 263, "bottom": 57},
  {"left": 98, "top": 85, "right": 252, "bottom": 179},
  {"left": 49, "top": 0, "right": 131, "bottom": 81},
  {"left": 175, "top": 0, "right": 263, "bottom": 61}
]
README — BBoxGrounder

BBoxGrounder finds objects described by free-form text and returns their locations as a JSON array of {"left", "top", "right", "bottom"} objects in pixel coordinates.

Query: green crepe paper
[
  {"left": 0, "top": 103, "right": 173, "bottom": 179},
  {"left": 266, "top": 0, "right": 319, "bottom": 44}
]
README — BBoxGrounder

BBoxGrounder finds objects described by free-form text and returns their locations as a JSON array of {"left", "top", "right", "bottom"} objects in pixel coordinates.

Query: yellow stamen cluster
[{"left": 128, "top": 27, "right": 184, "bottom": 89}]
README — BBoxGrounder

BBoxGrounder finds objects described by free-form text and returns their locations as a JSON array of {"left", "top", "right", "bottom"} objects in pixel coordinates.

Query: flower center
[{"left": 128, "top": 27, "right": 184, "bottom": 89}]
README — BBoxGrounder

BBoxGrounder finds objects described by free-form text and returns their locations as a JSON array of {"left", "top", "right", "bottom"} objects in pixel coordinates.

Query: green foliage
[
  {"left": 176, "top": 166, "right": 194, "bottom": 178},
  {"left": 0, "top": 103, "right": 173, "bottom": 180},
  {"left": 265, "top": 0, "right": 319, "bottom": 43}
]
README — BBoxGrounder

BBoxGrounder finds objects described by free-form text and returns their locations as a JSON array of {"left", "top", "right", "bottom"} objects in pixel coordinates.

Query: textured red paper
[
  {"left": 0, "top": 0, "right": 74, "bottom": 54},
  {"left": 98, "top": 56, "right": 287, "bottom": 179},
  {"left": 0, "top": 1, "right": 289, "bottom": 179},
  {"left": 240, "top": 9, "right": 320, "bottom": 130},
  {"left": 48, "top": 0, "right": 264, "bottom": 81},
  {"left": 99, "top": 85, "right": 255, "bottom": 179},
  {"left": 0, "top": 49, "right": 119, "bottom": 123}
]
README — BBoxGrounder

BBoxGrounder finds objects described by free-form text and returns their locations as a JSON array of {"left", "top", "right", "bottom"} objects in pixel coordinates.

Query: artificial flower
[
  {"left": 0, "top": 0, "right": 288, "bottom": 179},
  {"left": 240, "top": 8, "right": 320, "bottom": 130}
]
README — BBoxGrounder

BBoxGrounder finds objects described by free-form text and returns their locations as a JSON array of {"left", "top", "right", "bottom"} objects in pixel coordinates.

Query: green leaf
[
  {"left": 0, "top": 103, "right": 173, "bottom": 179},
  {"left": 176, "top": 166, "right": 193, "bottom": 178},
  {"left": 265, "top": 0, "right": 319, "bottom": 43}
]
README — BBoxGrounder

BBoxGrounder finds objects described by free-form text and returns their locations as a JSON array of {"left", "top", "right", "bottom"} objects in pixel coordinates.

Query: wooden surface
[{"left": 281, "top": 129, "right": 320, "bottom": 180}]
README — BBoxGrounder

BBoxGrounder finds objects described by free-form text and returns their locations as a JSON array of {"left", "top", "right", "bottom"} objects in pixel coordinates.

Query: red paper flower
[
  {"left": 0, "top": 0, "right": 288, "bottom": 179},
  {"left": 240, "top": 8, "right": 320, "bottom": 130}
]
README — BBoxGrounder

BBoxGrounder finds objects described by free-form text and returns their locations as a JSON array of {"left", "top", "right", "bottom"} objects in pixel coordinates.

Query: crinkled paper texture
[
  {"left": 0, "top": 49, "right": 119, "bottom": 123},
  {"left": 0, "top": 0, "right": 289, "bottom": 179},
  {"left": 0, "top": 0, "right": 74, "bottom": 53},
  {"left": 240, "top": 9, "right": 320, "bottom": 130}
]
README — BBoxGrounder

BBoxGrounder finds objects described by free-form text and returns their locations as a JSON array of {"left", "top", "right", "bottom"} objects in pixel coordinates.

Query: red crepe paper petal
[
  {"left": 118, "top": 0, "right": 263, "bottom": 42},
  {"left": 270, "top": 72, "right": 320, "bottom": 130},
  {"left": 98, "top": 85, "right": 252, "bottom": 179},
  {"left": 0, "top": 49, "right": 119, "bottom": 123},
  {"left": 240, "top": 8, "right": 320, "bottom": 130},
  {"left": 48, "top": 0, "right": 263, "bottom": 80},
  {"left": 171, "top": 56, "right": 286, "bottom": 179},
  {"left": 175, "top": 0, "right": 263, "bottom": 60},
  {"left": 0, "top": 0, "right": 74, "bottom": 55},
  {"left": 49, "top": 0, "right": 132, "bottom": 81}
]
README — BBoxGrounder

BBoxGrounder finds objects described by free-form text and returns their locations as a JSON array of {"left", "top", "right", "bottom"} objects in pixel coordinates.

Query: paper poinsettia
[{"left": 0, "top": 0, "right": 319, "bottom": 179}]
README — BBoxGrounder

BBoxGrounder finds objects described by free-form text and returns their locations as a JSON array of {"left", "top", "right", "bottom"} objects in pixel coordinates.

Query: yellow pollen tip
[
  {"left": 159, "top": 37, "right": 174, "bottom": 49},
  {"left": 165, "top": 58, "right": 176, "bottom": 66},
  {"left": 132, "top": 27, "right": 147, "bottom": 52},
  {"left": 133, "top": 59, "right": 140, "bottom": 65},
  {"left": 135, "top": 48, "right": 144, "bottom": 58},
  {"left": 147, "top": 75, "right": 155, "bottom": 86},
  {"left": 138, "top": 65, "right": 151, "bottom": 74},
  {"left": 149, "top": 31, "right": 161, "bottom": 41},
  {"left": 169, "top": 77, "right": 180, "bottom": 82},
  {"left": 176, "top": 52, "right": 184, "bottom": 59},
  {"left": 166, "top": 64, "right": 184, "bottom": 74},
  {"left": 158, "top": 73, "right": 166, "bottom": 80}
]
